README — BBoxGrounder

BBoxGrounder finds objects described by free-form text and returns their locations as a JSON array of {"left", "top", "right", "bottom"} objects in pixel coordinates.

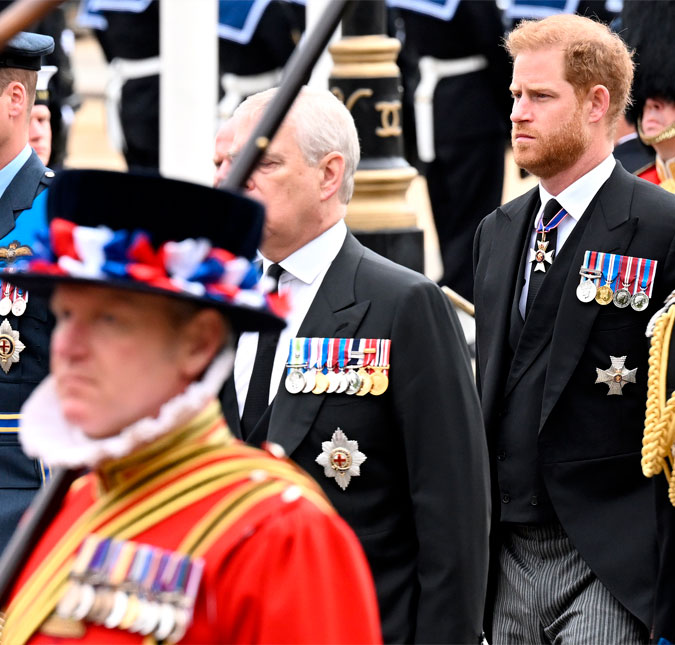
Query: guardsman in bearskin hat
[
  {"left": 622, "top": 0, "right": 675, "bottom": 192},
  {"left": 0, "top": 170, "right": 382, "bottom": 644}
]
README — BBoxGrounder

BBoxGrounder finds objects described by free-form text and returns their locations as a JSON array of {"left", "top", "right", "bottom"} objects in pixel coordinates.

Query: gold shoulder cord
[{"left": 642, "top": 302, "right": 675, "bottom": 506}]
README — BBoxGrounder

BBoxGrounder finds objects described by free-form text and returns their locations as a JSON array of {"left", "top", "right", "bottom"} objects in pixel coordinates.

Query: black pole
[
  {"left": 219, "top": 0, "right": 354, "bottom": 191},
  {"left": 0, "top": 467, "right": 82, "bottom": 606}
]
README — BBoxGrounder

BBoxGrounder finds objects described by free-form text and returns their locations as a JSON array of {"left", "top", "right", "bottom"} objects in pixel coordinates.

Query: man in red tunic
[
  {"left": 622, "top": 1, "right": 675, "bottom": 192},
  {"left": 0, "top": 169, "right": 382, "bottom": 644}
]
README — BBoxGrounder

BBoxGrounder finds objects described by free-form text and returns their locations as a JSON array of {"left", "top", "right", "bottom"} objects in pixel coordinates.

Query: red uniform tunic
[
  {"left": 637, "top": 162, "right": 660, "bottom": 184},
  {"left": 0, "top": 401, "right": 381, "bottom": 644}
]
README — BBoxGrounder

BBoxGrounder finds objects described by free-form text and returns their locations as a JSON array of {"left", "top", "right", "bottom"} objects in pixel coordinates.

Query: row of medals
[
  {"left": 55, "top": 538, "right": 200, "bottom": 642},
  {"left": 285, "top": 364, "right": 389, "bottom": 396},
  {"left": 0, "top": 285, "right": 27, "bottom": 317},
  {"left": 576, "top": 268, "right": 649, "bottom": 311}
]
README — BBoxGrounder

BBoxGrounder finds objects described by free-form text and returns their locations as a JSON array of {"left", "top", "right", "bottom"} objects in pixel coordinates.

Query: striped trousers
[{"left": 492, "top": 522, "right": 648, "bottom": 644}]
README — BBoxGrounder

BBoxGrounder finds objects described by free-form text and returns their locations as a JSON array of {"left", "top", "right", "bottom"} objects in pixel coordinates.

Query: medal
[
  {"left": 57, "top": 535, "right": 102, "bottom": 620},
  {"left": 0, "top": 318, "right": 25, "bottom": 374},
  {"left": 155, "top": 602, "right": 176, "bottom": 641},
  {"left": 72, "top": 584, "right": 97, "bottom": 621},
  {"left": 177, "top": 558, "right": 204, "bottom": 638},
  {"left": 312, "top": 371, "right": 329, "bottom": 394},
  {"left": 335, "top": 371, "right": 348, "bottom": 393},
  {"left": 613, "top": 288, "right": 631, "bottom": 308},
  {"left": 345, "top": 368, "right": 362, "bottom": 395},
  {"left": 356, "top": 368, "right": 372, "bottom": 396},
  {"left": 119, "top": 545, "right": 152, "bottom": 630},
  {"left": 130, "top": 598, "right": 150, "bottom": 633},
  {"left": 356, "top": 340, "right": 376, "bottom": 395},
  {"left": 577, "top": 279, "right": 597, "bottom": 303},
  {"left": 612, "top": 254, "right": 633, "bottom": 309},
  {"left": 315, "top": 428, "right": 367, "bottom": 490},
  {"left": 631, "top": 257, "right": 656, "bottom": 312},
  {"left": 285, "top": 369, "right": 305, "bottom": 394},
  {"left": 139, "top": 601, "right": 162, "bottom": 635},
  {"left": 312, "top": 339, "right": 330, "bottom": 394},
  {"left": 595, "top": 252, "right": 617, "bottom": 305},
  {"left": 335, "top": 338, "right": 350, "bottom": 393},
  {"left": 131, "top": 547, "right": 163, "bottom": 633},
  {"left": 595, "top": 355, "right": 637, "bottom": 395},
  {"left": 345, "top": 339, "right": 363, "bottom": 395},
  {"left": 285, "top": 338, "right": 306, "bottom": 394},
  {"left": 370, "top": 339, "right": 391, "bottom": 396},
  {"left": 169, "top": 607, "right": 189, "bottom": 643},
  {"left": 576, "top": 252, "right": 601, "bottom": 303},
  {"left": 87, "top": 588, "right": 115, "bottom": 624},
  {"left": 631, "top": 292, "right": 650, "bottom": 311},
  {"left": 302, "top": 368, "right": 316, "bottom": 393},
  {"left": 529, "top": 239, "right": 554, "bottom": 273},
  {"left": 595, "top": 285, "right": 613, "bottom": 305},
  {"left": 119, "top": 593, "right": 141, "bottom": 630},
  {"left": 105, "top": 590, "right": 129, "bottom": 629},
  {"left": 71, "top": 538, "right": 110, "bottom": 621},
  {"left": 153, "top": 553, "right": 183, "bottom": 640},
  {"left": 325, "top": 339, "right": 340, "bottom": 393},
  {"left": 529, "top": 204, "right": 569, "bottom": 273},
  {"left": 370, "top": 368, "right": 388, "bottom": 395},
  {"left": 0, "top": 282, "right": 11, "bottom": 316},
  {"left": 303, "top": 338, "right": 319, "bottom": 393},
  {"left": 326, "top": 369, "right": 340, "bottom": 393},
  {"left": 11, "top": 287, "right": 27, "bottom": 317}
]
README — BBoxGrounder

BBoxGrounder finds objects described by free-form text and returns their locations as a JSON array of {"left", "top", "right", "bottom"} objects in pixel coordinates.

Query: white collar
[
  {"left": 538, "top": 154, "right": 616, "bottom": 223},
  {"left": 615, "top": 131, "right": 639, "bottom": 147},
  {"left": 260, "top": 219, "right": 347, "bottom": 285},
  {"left": 19, "top": 347, "right": 235, "bottom": 469},
  {"left": 0, "top": 144, "right": 32, "bottom": 198}
]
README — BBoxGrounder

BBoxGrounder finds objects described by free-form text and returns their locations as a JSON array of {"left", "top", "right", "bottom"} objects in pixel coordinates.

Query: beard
[{"left": 512, "top": 105, "right": 590, "bottom": 179}]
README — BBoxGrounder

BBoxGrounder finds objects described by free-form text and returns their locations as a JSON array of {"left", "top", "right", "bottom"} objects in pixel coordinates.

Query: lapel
[
  {"left": 0, "top": 151, "right": 47, "bottom": 239},
  {"left": 538, "top": 164, "right": 639, "bottom": 429},
  {"left": 479, "top": 187, "right": 538, "bottom": 429},
  {"left": 264, "top": 233, "right": 371, "bottom": 456}
]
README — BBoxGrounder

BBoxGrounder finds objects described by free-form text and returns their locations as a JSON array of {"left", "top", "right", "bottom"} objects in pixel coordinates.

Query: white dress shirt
[
  {"left": 234, "top": 219, "right": 348, "bottom": 415},
  {"left": 519, "top": 154, "right": 616, "bottom": 317}
]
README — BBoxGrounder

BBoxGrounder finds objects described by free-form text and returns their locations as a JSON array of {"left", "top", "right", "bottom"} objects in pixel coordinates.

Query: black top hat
[
  {"left": 0, "top": 31, "right": 54, "bottom": 71},
  {"left": 5, "top": 170, "right": 285, "bottom": 333}
]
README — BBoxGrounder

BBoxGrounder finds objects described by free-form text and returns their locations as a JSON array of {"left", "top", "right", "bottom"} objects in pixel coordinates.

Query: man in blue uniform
[{"left": 0, "top": 31, "right": 56, "bottom": 554}]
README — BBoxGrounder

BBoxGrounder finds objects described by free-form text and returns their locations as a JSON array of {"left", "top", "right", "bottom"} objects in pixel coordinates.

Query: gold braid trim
[
  {"left": 642, "top": 302, "right": 675, "bottom": 507},
  {"left": 638, "top": 120, "right": 675, "bottom": 146},
  {"left": 660, "top": 178, "right": 675, "bottom": 194}
]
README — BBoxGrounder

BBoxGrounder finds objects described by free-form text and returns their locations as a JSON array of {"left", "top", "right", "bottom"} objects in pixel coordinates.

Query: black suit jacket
[
  {"left": 474, "top": 162, "right": 675, "bottom": 629},
  {"left": 224, "top": 233, "right": 491, "bottom": 644},
  {"left": 0, "top": 151, "right": 53, "bottom": 555},
  {"left": 613, "top": 136, "right": 655, "bottom": 176}
]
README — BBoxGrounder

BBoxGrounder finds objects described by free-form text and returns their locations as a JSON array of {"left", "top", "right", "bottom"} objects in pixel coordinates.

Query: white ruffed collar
[{"left": 19, "top": 348, "right": 234, "bottom": 469}]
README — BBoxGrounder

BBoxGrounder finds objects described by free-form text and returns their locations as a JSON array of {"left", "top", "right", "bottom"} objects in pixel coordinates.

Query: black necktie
[
  {"left": 240, "top": 263, "right": 284, "bottom": 439},
  {"left": 526, "top": 198, "right": 561, "bottom": 315}
]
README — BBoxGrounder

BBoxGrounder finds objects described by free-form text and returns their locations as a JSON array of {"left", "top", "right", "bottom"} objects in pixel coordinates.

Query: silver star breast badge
[
  {"left": 595, "top": 355, "right": 637, "bottom": 395},
  {"left": 0, "top": 318, "right": 24, "bottom": 374},
  {"left": 529, "top": 239, "right": 554, "bottom": 272},
  {"left": 315, "top": 428, "right": 366, "bottom": 491}
]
